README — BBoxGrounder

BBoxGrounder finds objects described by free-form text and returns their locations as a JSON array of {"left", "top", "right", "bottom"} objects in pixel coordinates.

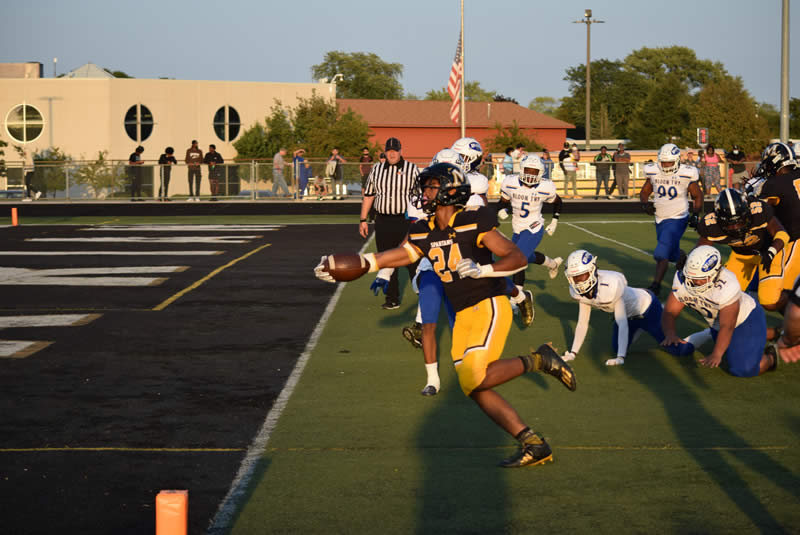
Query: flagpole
[{"left": 459, "top": 0, "right": 465, "bottom": 138}]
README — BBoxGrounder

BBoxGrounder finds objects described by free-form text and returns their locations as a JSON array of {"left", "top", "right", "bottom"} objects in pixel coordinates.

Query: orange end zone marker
[
  {"left": 11, "top": 207, "right": 18, "bottom": 226},
  {"left": 156, "top": 490, "right": 188, "bottom": 535}
]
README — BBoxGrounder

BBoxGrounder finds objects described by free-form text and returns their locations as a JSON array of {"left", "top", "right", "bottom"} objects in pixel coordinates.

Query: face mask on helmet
[
  {"left": 714, "top": 188, "right": 752, "bottom": 239},
  {"left": 683, "top": 246, "right": 722, "bottom": 296},
  {"left": 657, "top": 143, "right": 682, "bottom": 174},
  {"left": 564, "top": 250, "right": 598, "bottom": 296},
  {"left": 415, "top": 163, "right": 471, "bottom": 214},
  {"left": 519, "top": 155, "right": 545, "bottom": 186},
  {"left": 451, "top": 137, "right": 483, "bottom": 173},
  {"left": 759, "top": 142, "right": 797, "bottom": 177}
]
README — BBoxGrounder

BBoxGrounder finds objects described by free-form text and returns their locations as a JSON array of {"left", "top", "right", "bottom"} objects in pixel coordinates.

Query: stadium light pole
[
  {"left": 573, "top": 9, "right": 604, "bottom": 151},
  {"left": 780, "top": 0, "right": 790, "bottom": 142}
]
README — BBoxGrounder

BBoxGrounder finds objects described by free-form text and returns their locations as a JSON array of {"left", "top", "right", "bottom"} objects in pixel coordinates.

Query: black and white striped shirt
[{"left": 364, "top": 158, "right": 419, "bottom": 215}]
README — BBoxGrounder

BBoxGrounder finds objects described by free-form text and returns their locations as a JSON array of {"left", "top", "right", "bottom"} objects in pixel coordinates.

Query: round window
[{"left": 5, "top": 104, "right": 44, "bottom": 143}]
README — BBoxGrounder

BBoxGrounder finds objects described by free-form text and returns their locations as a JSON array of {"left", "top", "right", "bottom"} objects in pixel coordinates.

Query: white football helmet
[
  {"left": 657, "top": 143, "right": 682, "bottom": 174},
  {"left": 519, "top": 155, "right": 545, "bottom": 186},
  {"left": 451, "top": 137, "right": 483, "bottom": 173},
  {"left": 468, "top": 173, "right": 489, "bottom": 195},
  {"left": 431, "top": 148, "right": 464, "bottom": 169},
  {"left": 683, "top": 245, "right": 722, "bottom": 296},
  {"left": 564, "top": 249, "right": 598, "bottom": 296}
]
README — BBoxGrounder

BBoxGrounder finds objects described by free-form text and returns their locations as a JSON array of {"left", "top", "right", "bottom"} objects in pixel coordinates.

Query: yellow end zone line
[
  {"left": 153, "top": 243, "right": 271, "bottom": 311},
  {"left": 0, "top": 447, "right": 243, "bottom": 453}
]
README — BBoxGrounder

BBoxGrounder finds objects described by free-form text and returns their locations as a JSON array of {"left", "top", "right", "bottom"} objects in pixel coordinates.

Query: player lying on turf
[
  {"left": 561, "top": 249, "right": 693, "bottom": 367},
  {"left": 661, "top": 245, "right": 779, "bottom": 376},
  {"left": 315, "top": 163, "right": 576, "bottom": 468}
]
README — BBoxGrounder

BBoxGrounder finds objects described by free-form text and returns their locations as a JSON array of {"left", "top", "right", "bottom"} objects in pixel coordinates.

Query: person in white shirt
[
  {"left": 661, "top": 245, "right": 778, "bottom": 376},
  {"left": 562, "top": 249, "right": 691, "bottom": 366},
  {"left": 639, "top": 143, "right": 704, "bottom": 296}
]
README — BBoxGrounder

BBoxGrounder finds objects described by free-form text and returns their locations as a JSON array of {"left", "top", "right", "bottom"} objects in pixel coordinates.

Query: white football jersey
[
  {"left": 406, "top": 198, "right": 426, "bottom": 221},
  {"left": 569, "top": 270, "right": 652, "bottom": 317},
  {"left": 643, "top": 163, "right": 699, "bottom": 223},
  {"left": 670, "top": 267, "right": 757, "bottom": 329},
  {"left": 500, "top": 175, "right": 558, "bottom": 234}
]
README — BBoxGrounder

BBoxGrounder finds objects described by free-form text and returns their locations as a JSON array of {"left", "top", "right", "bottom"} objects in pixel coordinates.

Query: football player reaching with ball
[{"left": 315, "top": 162, "right": 577, "bottom": 468}]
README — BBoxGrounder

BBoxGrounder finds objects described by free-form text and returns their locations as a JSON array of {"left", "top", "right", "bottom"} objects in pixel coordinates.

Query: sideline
[
  {"left": 564, "top": 222, "right": 651, "bottom": 257},
  {"left": 206, "top": 234, "right": 375, "bottom": 534}
]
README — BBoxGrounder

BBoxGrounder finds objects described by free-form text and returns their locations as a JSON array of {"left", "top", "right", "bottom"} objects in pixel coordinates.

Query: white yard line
[
  {"left": 83, "top": 225, "right": 282, "bottom": 232},
  {"left": 0, "top": 314, "right": 100, "bottom": 329},
  {"left": 206, "top": 236, "right": 374, "bottom": 535},
  {"left": 27, "top": 236, "right": 259, "bottom": 243},
  {"left": 564, "top": 222, "right": 652, "bottom": 257}
]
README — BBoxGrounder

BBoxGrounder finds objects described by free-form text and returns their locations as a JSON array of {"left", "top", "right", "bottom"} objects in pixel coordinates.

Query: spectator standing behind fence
[
  {"left": 327, "top": 147, "right": 347, "bottom": 199},
  {"left": 593, "top": 146, "right": 614, "bottom": 199},
  {"left": 541, "top": 150, "right": 554, "bottom": 180},
  {"left": 203, "top": 144, "right": 223, "bottom": 201},
  {"left": 359, "top": 137, "right": 419, "bottom": 309},
  {"left": 558, "top": 142, "right": 578, "bottom": 198},
  {"left": 503, "top": 147, "right": 514, "bottom": 176},
  {"left": 293, "top": 148, "right": 308, "bottom": 197},
  {"left": 128, "top": 145, "right": 144, "bottom": 201},
  {"left": 359, "top": 147, "right": 373, "bottom": 193},
  {"left": 511, "top": 143, "right": 526, "bottom": 174},
  {"left": 19, "top": 147, "right": 40, "bottom": 201},
  {"left": 157, "top": 147, "right": 177, "bottom": 202},
  {"left": 185, "top": 140, "right": 203, "bottom": 202},
  {"left": 703, "top": 145, "right": 722, "bottom": 197},
  {"left": 612, "top": 143, "right": 632, "bottom": 198},
  {"left": 272, "top": 148, "right": 291, "bottom": 198},
  {"left": 726, "top": 145, "right": 747, "bottom": 189},
  {"left": 681, "top": 151, "right": 697, "bottom": 169}
]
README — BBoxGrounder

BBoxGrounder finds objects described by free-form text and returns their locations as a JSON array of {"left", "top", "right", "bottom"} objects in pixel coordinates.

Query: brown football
[{"left": 324, "top": 253, "right": 370, "bottom": 282}]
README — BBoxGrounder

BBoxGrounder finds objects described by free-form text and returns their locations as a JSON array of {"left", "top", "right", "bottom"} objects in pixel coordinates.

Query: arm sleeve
[
  {"left": 570, "top": 302, "right": 592, "bottom": 354},
  {"left": 614, "top": 298, "right": 629, "bottom": 357},
  {"left": 550, "top": 195, "right": 562, "bottom": 218}
]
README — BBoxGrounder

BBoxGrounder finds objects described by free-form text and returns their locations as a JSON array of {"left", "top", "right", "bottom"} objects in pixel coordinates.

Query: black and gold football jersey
[
  {"left": 759, "top": 167, "right": 800, "bottom": 241},
  {"left": 407, "top": 206, "right": 506, "bottom": 312},
  {"left": 697, "top": 199, "right": 774, "bottom": 256}
]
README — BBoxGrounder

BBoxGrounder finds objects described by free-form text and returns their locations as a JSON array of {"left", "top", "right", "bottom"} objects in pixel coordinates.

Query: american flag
[{"left": 447, "top": 32, "right": 463, "bottom": 125}]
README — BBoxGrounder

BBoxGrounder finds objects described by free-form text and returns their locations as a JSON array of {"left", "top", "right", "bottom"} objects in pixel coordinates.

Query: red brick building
[{"left": 337, "top": 99, "right": 574, "bottom": 161}]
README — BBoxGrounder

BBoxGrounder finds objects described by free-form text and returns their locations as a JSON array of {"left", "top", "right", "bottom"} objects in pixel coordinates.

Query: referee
[{"left": 359, "top": 137, "right": 419, "bottom": 310}]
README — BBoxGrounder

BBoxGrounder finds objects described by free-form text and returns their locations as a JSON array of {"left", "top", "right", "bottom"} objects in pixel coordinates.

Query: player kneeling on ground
[
  {"left": 315, "top": 163, "right": 577, "bottom": 467},
  {"left": 562, "top": 249, "right": 692, "bottom": 366},
  {"left": 661, "top": 245, "right": 778, "bottom": 376}
]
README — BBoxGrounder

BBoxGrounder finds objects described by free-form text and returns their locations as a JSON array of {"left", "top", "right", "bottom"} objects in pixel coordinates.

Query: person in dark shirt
[
  {"left": 726, "top": 145, "right": 748, "bottom": 189},
  {"left": 203, "top": 144, "right": 224, "bottom": 201},
  {"left": 127, "top": 145, "right": 144, "bottom": 201},
  {"left": 157, "top": 147, "right": 177, "bottom": 201},
  {"left": 316, "top": 163, "right": 576, "bottom": 468}
]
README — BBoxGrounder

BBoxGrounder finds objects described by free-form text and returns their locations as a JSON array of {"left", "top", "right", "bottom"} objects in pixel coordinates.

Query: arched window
[
  {"left": 5, "top": 104, "right": 45, "bottom": 143},
  {"left": 213, "top": 106, "right": 241, "bottom": 142},
  {"left": 124, "top": 104, "right": 154, "bottom": 141}
]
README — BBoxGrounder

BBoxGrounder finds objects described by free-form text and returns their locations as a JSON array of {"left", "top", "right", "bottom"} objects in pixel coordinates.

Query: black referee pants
[{"left": 375, "top": 213, "right": 417, "bottom": 304}]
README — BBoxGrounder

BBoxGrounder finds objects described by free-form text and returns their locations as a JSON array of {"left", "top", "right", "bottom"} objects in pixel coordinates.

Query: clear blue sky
[{"left": 2, "top": 0, "right": 797, "bottom": 108}]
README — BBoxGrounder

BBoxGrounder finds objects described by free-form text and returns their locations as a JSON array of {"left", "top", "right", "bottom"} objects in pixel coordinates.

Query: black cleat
[
  {"left": 420, "top": 385, "right": 438, "bottom": 396},
  {"left": 402, "top": 322, "right": 423, "bottom": 349},
  {"left": 382, "top": 299, "right": 400, "bottom": 310},
  {"left": 535, "top": 343, "right": 577, "bottom": 391},
  {"left": 519, "top": 290, "right": 534, "bottom": 327},
  {"left": 499, "top": 439, "right": 553, "bottom": 468},
  {"left": 765, "top": 344, "right": 780, "bottom": 373}
]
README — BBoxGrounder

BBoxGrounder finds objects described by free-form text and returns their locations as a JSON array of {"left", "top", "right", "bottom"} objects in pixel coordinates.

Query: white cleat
[
  {"left": 549, "top": 257, "right": 563, "bottom": 279},
  {"left": 562, "top": 351, "right": 576, "bottom": 362},
  {"left": 605, "top": 357, "right": 625, "bottom": 366}
]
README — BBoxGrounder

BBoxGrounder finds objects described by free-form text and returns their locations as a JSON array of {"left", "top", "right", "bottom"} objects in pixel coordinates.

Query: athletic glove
[
  {"left": 314, "top": 255, "right": 335, "bottom": 283},
  {"left": 761, "top": 247, "right": 777, "bottom": 272},
  {"left": 370, "top": 267, "right": 393, "bottom": 296},
  {"left": 497, "top": 208, "right": 509, "bottom": 220},
  {"left": 545, "top": 219, "right": 558, "bottom": 236},
  {"left": 688, "top": 212, "right": 699, "bottom": 229},
  {"left": 641, "top": 202, "right": 655, "bottom": 216},
  {"left": 456, "top": 258, "right": 485, "bottom": 279}
]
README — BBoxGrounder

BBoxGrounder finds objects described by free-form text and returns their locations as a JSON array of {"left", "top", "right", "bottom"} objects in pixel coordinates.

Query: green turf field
[{"left": 221, "top": 214, "right": 800, "bottom": 534}]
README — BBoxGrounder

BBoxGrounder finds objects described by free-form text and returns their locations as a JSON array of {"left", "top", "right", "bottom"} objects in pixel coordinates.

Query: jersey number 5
[{"left": 429, "top": 243, "right": 464, "bottom": 283}]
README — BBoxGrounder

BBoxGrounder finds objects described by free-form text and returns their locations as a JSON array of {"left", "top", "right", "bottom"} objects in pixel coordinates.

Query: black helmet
[
  {"left": 714, "top": 188, "right": 752, "bottom": 239},
  {"left": 413, "top": 163, "right": 471, "bottom": 214},
  {"left": 757, "top": 142, "right": 796, "bottom": 177}
]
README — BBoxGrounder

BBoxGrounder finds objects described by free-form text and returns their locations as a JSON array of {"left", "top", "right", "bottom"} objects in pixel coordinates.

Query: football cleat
[
  {"left": 402, "top": 323, "right": 423, "bottom": 349},
  {"left": 499, "top": 439, "right": 553, "bottom": 468},
  {"left": 420, "top": 384, "right": 438, "bottom": 396},
  {"left": 534, "top": 343, "right": 577, "bottom": 391},
  {"left": 765, "top": 344, "right": 779, "bottom": 373},
  {"left": 605, "top": 356, "right": 625, "bottom": 366},
  {"left": 520, "top": 290, "right": 534, "bottom": 327},
  {"left": 647, "top": 281, "right": 661, "bottom": 297},
  {"left": 549, "top": 257, "right": 563, "bottom": 279}
]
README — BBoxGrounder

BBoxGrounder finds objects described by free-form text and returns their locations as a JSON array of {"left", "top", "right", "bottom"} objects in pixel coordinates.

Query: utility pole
[
  {"left": 573, "top": 9, "right": 604, "bottom": 151},
  {"left": 780, "top": 0, "right": 790, "bottom": 142}
]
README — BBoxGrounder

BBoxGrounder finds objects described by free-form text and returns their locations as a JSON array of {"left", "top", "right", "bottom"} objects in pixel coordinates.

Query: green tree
[
  {"left": 624, "top": 46, "right": 727, "bottom": 89},
  {"left": 482, "top": 121, "right": 543, "bottom": 155},
  {"left": 791, "top": 97, "right": 800, "bottom": 138},
  {"left": 528, "top": 96, "right": 559, "bottom": 116},
  {"left": 232, "top": 123, "right": 270, "bottom": 161},
  {"left": 424, "top": 81, "right": 496, "bottom": 102},
  {"left": 688, "top": 76, "right": 770, "bottom": 154},
  {"left": 103, "top": 68, "right": 133, "bottom": 78},
  {"left": 264, "top": 103, "right": 296, "bottom": 156},
  {"left": 72, "top": 150, "right": 126, "bottom": 198},
  {"left": 33, "top": 147, "right": 71, "bottom": 197},
  {"left": 311, "top": 51, "right": 403, "bottom": 99},
  {"left": 627, "top": 75, "right": 691, "bottom": 149},
  {"left": 757, "top": 102, "right": 781, "bottom": 138}
]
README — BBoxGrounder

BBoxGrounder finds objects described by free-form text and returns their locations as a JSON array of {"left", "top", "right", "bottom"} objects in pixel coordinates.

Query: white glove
[
  {"left": 545, "top": 219, "right": 558, "bottom": 236},
  {"left": 456, "top": 258, "right": 485, "bottom": 279},
  {"left": 497, "top": 208, "right": 509, "bottom": 220},
  {"left": 314, "top": 255, "right": 336, "bottom": 283},
  {"left": 562, "top": 351, "right": 576, "bottom": 362}
]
